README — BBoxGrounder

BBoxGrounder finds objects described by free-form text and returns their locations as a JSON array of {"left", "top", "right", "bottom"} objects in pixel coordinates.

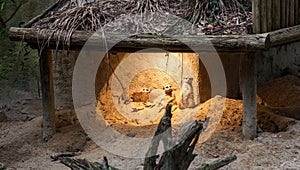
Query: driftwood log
[
  {"left": 50, "top": 152, "right": 76, "bottom": 161},
  {"left": 197, "top": 155, "right": 237, "bottom": 170},
  {"left": 144, "top": 104, "right": 210, "bottom": 170}
]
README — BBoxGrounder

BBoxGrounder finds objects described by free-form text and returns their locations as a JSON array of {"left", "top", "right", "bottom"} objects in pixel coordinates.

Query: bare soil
[{"left": 0, "top": 75, "right": 300, "bottom": 169}]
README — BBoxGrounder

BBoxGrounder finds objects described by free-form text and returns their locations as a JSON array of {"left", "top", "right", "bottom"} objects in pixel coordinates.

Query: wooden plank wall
[{"left": 253, "top": 0, "right": 300, "bottom": 33}]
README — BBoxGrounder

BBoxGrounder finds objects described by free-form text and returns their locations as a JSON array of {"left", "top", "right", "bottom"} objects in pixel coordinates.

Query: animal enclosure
[{"left": 8, "top": 0, "right": 300, "bottom": 141}]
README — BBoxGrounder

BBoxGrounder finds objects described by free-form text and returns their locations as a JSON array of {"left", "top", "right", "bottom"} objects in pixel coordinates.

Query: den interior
[
  {"left": 95, "top": 50, "right": 242, "bottom": 136},
  {"left": 96, "top": 52, "right": 199, "bottom": 127},
  {"left": 92, "top": 49, "right": 299, "bottom": 139}
]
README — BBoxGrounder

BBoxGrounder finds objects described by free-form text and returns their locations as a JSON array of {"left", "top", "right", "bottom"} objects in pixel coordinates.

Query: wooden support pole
[
  {"left": 295, "top": 0, "right": 299, "bottom": 25},
  {"left": 39, "top": 49, "right": 55, "bottom": 141},
  {"left": 267, "top": 0, "right": 273, "bottom": 31},
  {"left": 281, "top": 0, "right": 286, "bottom": 28},
  {"left": 289, "top": 0, "right": 295, "bottom": 26},
  {"left": 240, "top": 53, "right": 257, "bottom": 140},
  {"left": 286, "top": 0, "right": 290, "bottom": 27},
  {"left": 261, "top": 0, "right": 268, "bottom": 33},
  {"left": 273, "top": 0, "right": 281, "bottom": 30},
  {"left": 253, "top": 0, "right": 261, "bottom": 33}
]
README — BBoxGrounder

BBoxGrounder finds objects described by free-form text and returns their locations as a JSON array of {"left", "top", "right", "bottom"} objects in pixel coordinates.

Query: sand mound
[
  {"left": 258, "top": 75, "right": 300, "bottom": 107},
  {"left": 196, "top": 95, "right": 296, "bottom": 133}
]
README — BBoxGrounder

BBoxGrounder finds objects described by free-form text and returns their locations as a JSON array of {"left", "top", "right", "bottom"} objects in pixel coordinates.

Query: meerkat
[
  {"left": 163, "top": 85, "right": 177, "bottom": 105},
  {"left": 180, "top": 77, "right": 195, "bottom": 109},
  {"left": 130, "top": 88, "right": 151, "bottom": 102}
]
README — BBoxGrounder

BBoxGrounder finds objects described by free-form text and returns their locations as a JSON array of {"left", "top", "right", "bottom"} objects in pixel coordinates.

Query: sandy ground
[{"left": 0, "top": 75, "right": 300, "bottom": 169}]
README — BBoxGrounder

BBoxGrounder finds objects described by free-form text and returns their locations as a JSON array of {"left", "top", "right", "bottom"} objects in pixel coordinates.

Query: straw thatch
[{"left": 31, "top": 0, "right": 252, "bottom": 50}]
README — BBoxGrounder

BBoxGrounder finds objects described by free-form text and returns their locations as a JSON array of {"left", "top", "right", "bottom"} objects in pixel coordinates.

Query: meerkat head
[
  {"left": 163, "top": 85, "right": 174, "bottom": 96},
  {"left": 142, "top": 88, "right": 151, "bottom": 93},
  {"left": 183, "top": 77, "right": 193, "bottom": 83},
  {"left": 163, "top": 85, "right": 172, "bottom": 91}
]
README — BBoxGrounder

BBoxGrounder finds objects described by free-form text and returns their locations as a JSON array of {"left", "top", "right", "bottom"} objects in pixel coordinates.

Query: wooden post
[
  {"left": 273, "top": 0, "right": 281, "bottom": 30},
  {"left": 295, "top": 0, "right": 299, "bottom": 25},
  {"left": 267, "top": 0, "right": 273, "bottom": 31},
  {"left": 253, "top": 0, "right": 261, "bottom": 33},
  {"left": 289, "top": 0, "right": 295, "bottom": 26},
  {"left": 286, "top": 0, "right": 290, "bottom": 27},
  {"left": 281, "top": 0, "right": 286, "bottom": 28},
  {"left": 261, "top": 0, "right": 268, "bottom": 33},
  {"left": 39, "top": 49, "right": 55, "bottom": 141},
  {"left": 239, "top": 53, "right": 257, "bottom": 140}
]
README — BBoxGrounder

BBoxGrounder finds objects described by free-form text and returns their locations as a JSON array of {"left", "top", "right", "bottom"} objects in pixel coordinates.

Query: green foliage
[
  {"left": 0, "top": 0, "right": 40, "bottom": 102},
  {"left": 0, "top": 41, "right": 39, "bottom": 99},
  {"left": 1, "top": 1, "right": 6, "bottom": 10}
]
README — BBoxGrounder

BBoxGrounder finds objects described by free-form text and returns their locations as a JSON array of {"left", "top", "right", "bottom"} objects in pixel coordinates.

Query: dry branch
[
  {"left": 50, "top": 152, "right": 76, "bottom": 161},
  {"left": 52, "top": 156, "right": 119, "bottom": 170},
  {"left": 197, "top": 155, "right": 237, "bottom": 170}
]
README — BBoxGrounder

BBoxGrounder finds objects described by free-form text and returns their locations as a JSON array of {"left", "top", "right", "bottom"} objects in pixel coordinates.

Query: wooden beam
[
  {"left": 39, "top": 49, "right": 55, "bottom": 141},
  {"left": 240, "top": 53, "right": 257, "bottom": 140},
  {"left": 269, "top": 25, "right": 300, "bottom": 47},
  {"left": 8, "top": 27, "right": 270, "bottom": 52}
]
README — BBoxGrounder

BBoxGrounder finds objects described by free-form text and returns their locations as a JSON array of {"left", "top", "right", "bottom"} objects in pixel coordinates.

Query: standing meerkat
[
  {"left": 180, "top": 77, "right": 195, "bottom": 108},
  {"left": 163, "top": 85, "right": 177, "bottom": 105}
]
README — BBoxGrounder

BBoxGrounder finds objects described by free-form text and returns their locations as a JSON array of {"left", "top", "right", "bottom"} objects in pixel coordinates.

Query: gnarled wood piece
[
  {"left": 198, "top": 155, "right": 237, "bottom": 170},
  {"left": 144, "top": 104, "right": 173, "bottom": 170},
  {"left": 52, "top": 156, "right": 119, "bottom": 170},
  {"left": 50, "top": 152, "right": 76, "bottom": 161},
  {"left": 144, "top": 104, "right": 210, "bottom": 170}
]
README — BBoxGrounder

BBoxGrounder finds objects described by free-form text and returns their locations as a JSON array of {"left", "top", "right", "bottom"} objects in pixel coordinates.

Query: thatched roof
[
  {"left": 17, "top": 0, "right": 253, "bottom": 51},
  {"left": 27, "top": 0, "right": 252, "bottom": 35},
  {"left": 9, "top": 0, "right": 300, "bottom": 52}
]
